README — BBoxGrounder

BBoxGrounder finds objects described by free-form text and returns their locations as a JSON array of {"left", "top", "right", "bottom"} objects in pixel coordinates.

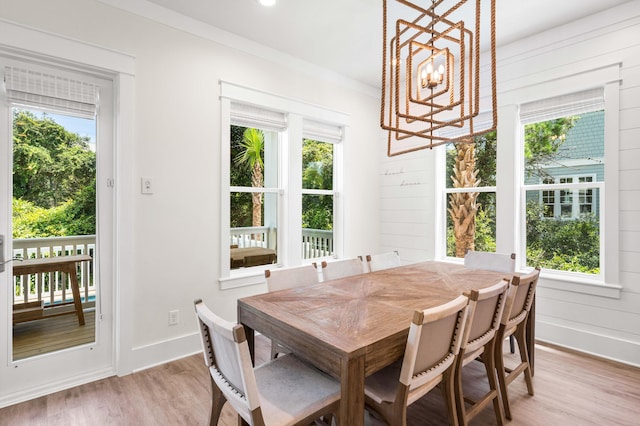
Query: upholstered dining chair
[
  {"left": 464, "top": 250, "right": 517, "bottom": 353},
  {"left": 265, "top": 264, "right": 321, "bottom": 358},
  {"left": 363, "top": 295, "right": 469, "bottom": 426},
  {"left": 364, "top": 250, "right": 401, "bottom": 272},
  {"left": 494, "top": 267, "right": 541, "bottom": 420},
  {"left": 455, "top": 279, "right": 509, "bottom": 426},
  {"left": 194, "top": 299, "right": 340, "bottom": 426},
  {"left": 318, "top": 257, "right": 367, "bottom": 282}
]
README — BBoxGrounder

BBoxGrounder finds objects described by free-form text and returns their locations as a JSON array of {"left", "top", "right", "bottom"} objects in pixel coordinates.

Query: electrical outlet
[{"left": 168, "top": 310, "right": 179, "bottom": 326}]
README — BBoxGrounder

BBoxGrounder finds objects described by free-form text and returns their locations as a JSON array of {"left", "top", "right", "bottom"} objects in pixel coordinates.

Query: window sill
[
  {"left": 537, "top": 270, "right": 622, "bottom": 299},
  {"left": 219, "top": 270, "right": 267, "bottom": 290}
]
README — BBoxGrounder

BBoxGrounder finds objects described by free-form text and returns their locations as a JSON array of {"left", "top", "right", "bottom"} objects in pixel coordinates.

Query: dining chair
[
  {"left": 318, "top": 257, "right": 367, "bottom": 282},
  {"left": 494, "top": 267, "right": 540, "bottom": 420},
  {"left": 265, "top": 264, "right": 321, "bottom": 358},
  {"left": 454, "top": 279, "right": 509, "bottom": 426},
  {"left": 364, "top": 294, "right": 469, "bottom": 426},
  {"left": 364, "top": 250, "right": 401, "bottom": 272},
  {"left": 193, "top": 299, "right": 340, "bottom": 426},
  {"left": 464, "top": 250, "right": 517, "bottom": 353}
]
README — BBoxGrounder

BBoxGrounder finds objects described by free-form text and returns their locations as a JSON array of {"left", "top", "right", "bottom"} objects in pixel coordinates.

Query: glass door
[{"left": 0, "top": 58, "right": 114, "bottom": 402}]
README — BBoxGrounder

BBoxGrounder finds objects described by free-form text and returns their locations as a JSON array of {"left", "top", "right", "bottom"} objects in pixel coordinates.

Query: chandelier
[{"left": 381, "top": 0, "right": 497, "bottom": 156}]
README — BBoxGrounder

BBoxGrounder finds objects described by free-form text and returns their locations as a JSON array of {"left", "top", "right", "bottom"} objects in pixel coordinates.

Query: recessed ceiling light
[{"left": 258, "top": 0, "right": 276, "bottom": 6}]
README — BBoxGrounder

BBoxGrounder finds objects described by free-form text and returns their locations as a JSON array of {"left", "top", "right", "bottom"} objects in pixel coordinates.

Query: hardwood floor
[
  {"left": 1, "top": 335, "right": 639, "bottom": 425},
  {"left": 12, "top": 311, "right": 95, "bottom": 360}
]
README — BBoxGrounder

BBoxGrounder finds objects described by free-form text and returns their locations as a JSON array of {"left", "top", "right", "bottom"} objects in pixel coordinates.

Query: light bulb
[{"left": 258, "top": 0, "right": 276, "bottom": 6}]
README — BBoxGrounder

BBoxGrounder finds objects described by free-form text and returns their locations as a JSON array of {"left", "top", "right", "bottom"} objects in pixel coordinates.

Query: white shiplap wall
[{"left": 380, "top": 1, "right": 640, "bottom": 365}]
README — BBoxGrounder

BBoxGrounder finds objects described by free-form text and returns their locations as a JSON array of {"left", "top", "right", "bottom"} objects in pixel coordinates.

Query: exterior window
[
  {"left": 229, "top": 125, "right": 280, "bottom": 269},
  {"left": 523, "top": 110, "right": 604, "bottom": 275},
  {"left": 220, "top": 83, "right": 348, "bottom": 285},
  {"left": 302, "top": 138, "right": 334, "bottom": 259},
  {"left": 444, "top": 133, "right": 497, "bottom": 258}
]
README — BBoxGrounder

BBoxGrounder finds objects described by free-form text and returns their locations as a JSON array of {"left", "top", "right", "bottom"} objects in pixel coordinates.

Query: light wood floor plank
[{"left": 1, "top": 336, "right": 639, "bottom": 425}]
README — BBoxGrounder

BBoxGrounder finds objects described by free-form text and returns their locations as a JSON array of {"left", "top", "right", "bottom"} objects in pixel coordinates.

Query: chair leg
[
  {"left": 515, "top": 325, "right": 534, "bottom": 396},
  {"left": 210, "top": 376, "right": 226, "bottom": 426},
  {"left": 440, "top": 367, "right": 459, "bottom": 426},
  {"left": 454, "top": 356, "right": 467, "bottom": 426},
  {"left": 509, "top": 335, "right": 515, "bottom": 353},
  {"left": 483, "top": 343, "right": 505, "bottom": 426},
  {"left": 495, "top": 330, "right": 513, "bottom": 420}
]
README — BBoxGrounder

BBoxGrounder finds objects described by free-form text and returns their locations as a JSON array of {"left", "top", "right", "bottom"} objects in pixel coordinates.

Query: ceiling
[{"left": 144, "top": 0, "right": 631, "bottom": 89}]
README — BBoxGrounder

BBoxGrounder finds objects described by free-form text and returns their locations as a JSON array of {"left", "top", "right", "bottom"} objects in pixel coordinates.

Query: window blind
[
  {"left": 3, "top": 66, "right": 99, "bottom": 117},
  {"left": 520, "top": 87, "right": 605, "bottom": 124},
  {"left": 303, "top": 119, "right": 343, "bottom": 144},
  {"left": 230, "top": 102, "right": 287, "bottom": 131}
]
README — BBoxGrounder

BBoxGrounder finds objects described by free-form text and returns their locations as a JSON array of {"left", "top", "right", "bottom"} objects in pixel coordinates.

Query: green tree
[
  {"left": 234, "top": 128, "right": 265, "bottom": 229},
  {"left": 13, "top": 110, "right": 95, "bottom": 209},
  {"left": 302, "top": 140, "right": 333, "bottom": 230},
  {"left": 12, "top": 110, "right": 96, "bottom": 238}
]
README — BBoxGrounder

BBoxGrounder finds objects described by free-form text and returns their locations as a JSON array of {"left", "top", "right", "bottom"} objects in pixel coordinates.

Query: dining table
[{"left": 237, "top": 260, "right": 532, "bottom": 425}]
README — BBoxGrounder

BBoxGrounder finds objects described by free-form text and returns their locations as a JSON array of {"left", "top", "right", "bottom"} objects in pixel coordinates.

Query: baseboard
[
  {"left": 536, "top": 320, "right": 640, "bottom": 368},
  {"left": 128, "top": 331, "right": 202, "bottom": 374},
  {"left": 0, "top": 366, "right": 114, "bottom": 409}
]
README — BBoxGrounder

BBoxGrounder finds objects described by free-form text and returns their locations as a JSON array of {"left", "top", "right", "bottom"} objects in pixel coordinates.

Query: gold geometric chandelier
[{"left": 381, "top": 0, "right": 497, "bottom": 156}]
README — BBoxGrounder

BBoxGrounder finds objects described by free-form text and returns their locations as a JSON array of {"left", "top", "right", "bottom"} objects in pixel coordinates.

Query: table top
[
  {"left": 238, "top": 260, "right": 509, "bottom": 368},
  {"left": 13, "top": 254, "right": 93, "bottom": 274}
]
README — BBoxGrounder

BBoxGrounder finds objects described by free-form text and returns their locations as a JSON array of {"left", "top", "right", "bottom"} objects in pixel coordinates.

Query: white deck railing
[
  {"left": 302, "top": 229, "right": 333, "bottom": 259},
  {"left": 12, "top": 235, "right": 96, "bottom": 307},
  {"left": 230, "top": 226, "right": 334, "bottom": 259}
]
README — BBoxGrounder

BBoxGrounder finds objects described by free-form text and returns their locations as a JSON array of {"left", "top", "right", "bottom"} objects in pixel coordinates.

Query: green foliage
[
  {"left": 302, "top": 139, "right": 333, "bottom": 230},
  {"left": 526, "top": 201, "right": 599, "bottom": 273},
  {"left": 13, "top": 110, "right": 95, "bottom": 209},
  {"left": 524, "top": 117, "right": 576, "bottom": 180},
  {"left": 12, "top": 110, "right": 96, "bottom": 238}
]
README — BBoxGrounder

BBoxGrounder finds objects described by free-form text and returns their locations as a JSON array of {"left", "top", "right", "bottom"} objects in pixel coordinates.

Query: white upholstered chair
[
  {"left": 463, "top": 251, "right": 515, "bottom": 277},
  {"left": 265, "top": 264, "right": 321, "bottom": 358},
  {"left": 364, "top": 295, "right": 469, "bottom": 426},
  {"left": 318, "top": 258, "right": 367, "bottom": 282},
  {"left": 264, "top": 264, "right": 320, "bottom": 292},
  {"left": 464, "top": 250, "right": 517, "bottom": 353},
  {"left": 495, "top": 268, "right": 540, "bottom": 420},
  {"left": 364, "top": 250, "right": 401, "bottom": 273},
  {"left": 455, "top": 280, "right": 509, "bottom": 426},
  {"left": 194, "top": 299, "right": 340, "bottom": 426}
]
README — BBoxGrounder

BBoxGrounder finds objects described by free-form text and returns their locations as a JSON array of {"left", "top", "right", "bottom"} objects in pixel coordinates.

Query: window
[
  {"left": 538, "top": 174, "right": 596, "bottom": 219},
  {"left": 442, "top": 133, "right": 497, "bottom": 258},
  {"left": 229, "top": 125, "right": 281, "bottom": 268},
  {"left": 219, "top": 82, "right": 348, "bottom": 288},
  {"left": 302, "top": 138, "right": 334, "bottom": 259},
  {"left": 521, "top": 91, "right": 605, "bottom": 276}
]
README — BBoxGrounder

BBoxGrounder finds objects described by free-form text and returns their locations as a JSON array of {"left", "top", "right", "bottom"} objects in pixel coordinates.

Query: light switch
[{"left": 141, "top": 177, "right": 153, "bottom": 194}]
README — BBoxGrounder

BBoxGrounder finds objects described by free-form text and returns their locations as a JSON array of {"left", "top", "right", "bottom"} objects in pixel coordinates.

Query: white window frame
[
  {"left": 437, "top": 64, "right": 621, "bottom": 297},
  {"left": 219, "top": 82, "right": 349, "bottom": 289}
]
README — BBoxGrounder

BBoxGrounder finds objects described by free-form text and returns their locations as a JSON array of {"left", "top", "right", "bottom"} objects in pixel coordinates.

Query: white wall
[
  {"left": 380, "top": 1, "right": 640, "bottom": 366},
  {"left": 0, "top": 0, "right": 381, "bottom": 389}
]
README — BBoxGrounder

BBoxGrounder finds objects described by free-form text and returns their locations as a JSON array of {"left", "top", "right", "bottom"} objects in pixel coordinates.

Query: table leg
[
  {"left": 65, "top": 264, "right": 85, "bottom": 326},
  {"left": 243, "top": 325, "right": 255, "bottom": 365},
  {"left": 340, "top": 355, "right": 365, "bottom": 426},
  {"left": 527, "top": 296, "right": 536, "bottom": 376}
]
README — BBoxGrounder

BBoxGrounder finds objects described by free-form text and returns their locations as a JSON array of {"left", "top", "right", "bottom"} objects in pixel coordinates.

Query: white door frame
[{"left": 0, "top": 20, "right": 136, "bottom": 407}]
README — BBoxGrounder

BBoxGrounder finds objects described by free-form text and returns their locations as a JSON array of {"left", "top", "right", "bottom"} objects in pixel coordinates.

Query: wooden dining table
[{"left": 238, "top": 260, "right": 530, "bottom": 425}]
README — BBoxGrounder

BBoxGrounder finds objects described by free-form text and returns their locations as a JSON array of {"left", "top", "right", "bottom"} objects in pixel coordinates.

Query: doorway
[{"left": 0, "top": 57, "right": 115, "bottom": 399}]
